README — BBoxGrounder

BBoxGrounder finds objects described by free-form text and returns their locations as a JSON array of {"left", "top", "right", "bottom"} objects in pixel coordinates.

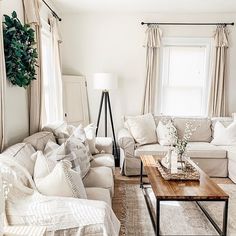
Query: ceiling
[{"left": 54, "top": 0, "right": 236, "bottom": 13}]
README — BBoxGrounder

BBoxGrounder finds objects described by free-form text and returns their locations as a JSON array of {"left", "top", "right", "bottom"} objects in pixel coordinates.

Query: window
[{"left": 158, "top": 38, "right": 211, "bottom": 117}]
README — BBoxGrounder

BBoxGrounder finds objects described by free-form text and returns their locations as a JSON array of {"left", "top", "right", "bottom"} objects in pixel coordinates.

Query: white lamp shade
[{"left": 93, "top": 73, "right": 118, "bottom": 90}]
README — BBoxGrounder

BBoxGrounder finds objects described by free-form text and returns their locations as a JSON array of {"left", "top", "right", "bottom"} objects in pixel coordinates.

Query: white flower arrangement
[{"left": 168, "top": 122, "right": 198, "bottom": 157}]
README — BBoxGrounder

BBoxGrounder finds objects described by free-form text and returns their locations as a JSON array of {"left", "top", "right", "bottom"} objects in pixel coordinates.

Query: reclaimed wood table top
[{"left": 141, "top": 155, "right": 229, "bottom": 201}]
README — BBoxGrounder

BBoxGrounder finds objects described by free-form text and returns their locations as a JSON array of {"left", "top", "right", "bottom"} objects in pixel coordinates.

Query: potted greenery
[{"left": 3, "top": 11, "right": 38, "bottom": 88}]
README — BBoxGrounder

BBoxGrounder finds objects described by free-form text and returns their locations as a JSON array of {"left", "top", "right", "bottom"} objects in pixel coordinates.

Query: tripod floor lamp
[{"left": 93, "top": 73, "right": 119, "bottom": 161}]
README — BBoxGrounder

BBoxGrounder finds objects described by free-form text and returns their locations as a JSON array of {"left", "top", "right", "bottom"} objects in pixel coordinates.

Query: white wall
[
  {"left": 1, "top": 0, "right": 29, "bottom": 147},
  {"left": 61, "top": 12, "right": 236, "bottom": 136},
  {"left": 1, "top": 0, "right": 56, "bottom": 147}
]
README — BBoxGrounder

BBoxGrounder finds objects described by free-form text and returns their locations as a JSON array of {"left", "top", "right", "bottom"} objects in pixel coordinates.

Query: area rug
[{"left": 113, "top": 181, "right": 236, "bottom": 236}]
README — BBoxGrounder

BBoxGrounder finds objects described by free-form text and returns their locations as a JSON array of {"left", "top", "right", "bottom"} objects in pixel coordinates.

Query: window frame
[{"left": 157, "top": 37, "right": 212, "bottom": 117}]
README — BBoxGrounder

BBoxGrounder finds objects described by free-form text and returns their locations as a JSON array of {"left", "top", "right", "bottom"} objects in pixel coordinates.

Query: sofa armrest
[
  {"left": 118, "top": 128, "right": 135, "bottom": 158},
  {"left": 95, "top": 137, "right": 113, "bottom": 154}
]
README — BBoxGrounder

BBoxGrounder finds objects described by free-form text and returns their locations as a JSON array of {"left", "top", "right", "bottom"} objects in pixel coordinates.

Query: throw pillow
[
  {"left": 23, "top": 131, "right": 56, "bottom": 151},
  {"left": 211, "top": 121, "right": 236, "bottom": 146},
  {"left": 84, "top": 124, "right": 99, "bottom": 155},
  {"left": 57, "top": 137, "right": 91, "bottom": 178},
  {"left": 42, "top": 121, "right": 70, "bottom": 145},
  {"left": 125, "top": 113, "right": 157, "bottom": 145},
  {"left": 73, "top": 124, "right": 93, "bottom": 160},
  {"left": 156, "top": 120, "right": 177, "bottom": 146},
  {"left": 34, "top": 151, "right": 87, "bottom": 199}
]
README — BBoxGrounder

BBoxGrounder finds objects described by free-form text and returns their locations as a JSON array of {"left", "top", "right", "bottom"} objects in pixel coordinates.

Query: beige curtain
[
  {"left": 0, "top": 0, "right": 6, "bottom": 151},
  {"left": 142, "top": 25, "right": 162, "bottom": 114},
  {"left": 44, "top": 16, "right": 63, "bottom": 124},
  {"left": 208, "top": 25, "right": 229, "bottom": 117},
  {"left": 22, "top": 0, "right": 42, "bottom": 134}
]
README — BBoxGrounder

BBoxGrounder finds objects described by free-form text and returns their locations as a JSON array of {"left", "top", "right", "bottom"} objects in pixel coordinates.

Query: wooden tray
[{"left": 156, "top": 159, "right": 200, "bottom": 181}]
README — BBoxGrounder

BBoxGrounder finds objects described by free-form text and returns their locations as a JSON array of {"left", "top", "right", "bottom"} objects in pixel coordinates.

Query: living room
[{"left": 0, "top": 0, "right": 236, "bottom": 235}]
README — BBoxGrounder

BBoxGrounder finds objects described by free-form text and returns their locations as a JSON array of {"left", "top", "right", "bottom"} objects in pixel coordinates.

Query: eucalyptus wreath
[{"left": 3, "top": 11, "right": 38, "bottom": 88}]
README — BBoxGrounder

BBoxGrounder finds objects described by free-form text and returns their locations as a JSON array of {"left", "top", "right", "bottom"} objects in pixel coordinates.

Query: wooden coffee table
[{"left": 140, "top": 155, "right": 229, "bottom": 236}]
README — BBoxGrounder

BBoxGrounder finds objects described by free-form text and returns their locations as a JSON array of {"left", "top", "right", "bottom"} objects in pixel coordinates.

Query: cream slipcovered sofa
[
  {"left": 0, "top": 128, "right": 120, "bottom": 235},
  {"left": 118, "top": 115, "right": 236, "bottom": 182}
]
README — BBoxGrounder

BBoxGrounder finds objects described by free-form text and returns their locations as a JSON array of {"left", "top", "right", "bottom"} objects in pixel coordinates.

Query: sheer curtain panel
[
  {"left": 142, "top": 25, "right": 162, "bottom": 114},
  {"left": 0, "top": 0, "right": 6, "bottom": 151},
  {"left": 22, "top": 0, "right": 42, "bottom": 134},
  {"left": 208, "top": 26, "right": 229, "bottom": 117}
]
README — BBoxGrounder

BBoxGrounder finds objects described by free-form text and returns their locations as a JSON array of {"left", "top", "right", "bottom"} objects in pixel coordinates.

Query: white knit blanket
[{"left": 0, "top": 157, "right": 120, "bottom": 236}]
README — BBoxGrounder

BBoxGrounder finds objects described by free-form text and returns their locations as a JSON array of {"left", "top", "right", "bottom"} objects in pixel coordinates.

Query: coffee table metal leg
[
  {"left": 140, "top": 161, "right": 143, "bottom": 188},
  {"left": 223, "top": 199, "right": 229, "bottom": 236},
  {"left": 156, "top": 199, "right": 160, "bottom": 236}
]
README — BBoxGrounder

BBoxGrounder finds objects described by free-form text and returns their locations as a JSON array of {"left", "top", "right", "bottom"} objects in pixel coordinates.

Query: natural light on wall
[{"left": 158, "top": 38, "right": 211, "bottom": 117}]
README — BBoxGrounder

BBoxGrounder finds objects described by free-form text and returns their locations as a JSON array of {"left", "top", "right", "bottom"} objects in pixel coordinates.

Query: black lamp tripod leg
[
  {"left": 105, "top": 92, "right": 108, "bottom": 137},
  {"left": 96, "top": 92, "right": 105, "bottom": 136},
  {"left": 107, "top": 92, "right": 119, "bottom": 160}
]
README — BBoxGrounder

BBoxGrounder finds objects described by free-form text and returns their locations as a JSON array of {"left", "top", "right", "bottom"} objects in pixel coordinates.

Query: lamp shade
[{"left": 93, "top": 73, "right": 118, "bottom": 90}]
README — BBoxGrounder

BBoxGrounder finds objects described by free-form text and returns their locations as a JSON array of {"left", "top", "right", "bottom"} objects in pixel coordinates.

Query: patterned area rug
[{"left": 113, "top": 181, "right": 236, "bottom": 236}]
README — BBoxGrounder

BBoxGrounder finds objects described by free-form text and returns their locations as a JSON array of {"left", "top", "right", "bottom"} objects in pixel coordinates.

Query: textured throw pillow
[
  {"left": 23, "top": 131, "right": 56, "bottom": 151},
  {"left": 156, "top": 121, "right": 177, "bottom": 146},
  {"left": 34, "top": 151, "right": 87, "bottom": 199},
  {"left": 42, "top": 122, "right": 70, "bottom": 145},
  {"left": 125, "top": 113, "right": 157, "bottom": 145},
  {"left": 73, "top": 125, "right": 93, "bottom": 160},
  {"left": 84, "top": 124, "right": 99, "bottom": 155},
  {"left": 56, "top": 137, "right": 91, "bottom": 178},
  {"left": 211, "top": 121, "right": 236, "bottom": 146}
]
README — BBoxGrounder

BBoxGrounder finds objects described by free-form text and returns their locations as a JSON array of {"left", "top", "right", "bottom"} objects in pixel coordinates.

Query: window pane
[
  {"left": 162, "top": 87, "right": 203, "bottom": 116},
  {"left": 168, "top": 46, "right": 206, "bottom": 87},
  {"left": 159, "top": 39, "right": 210, "bottom": 117}
]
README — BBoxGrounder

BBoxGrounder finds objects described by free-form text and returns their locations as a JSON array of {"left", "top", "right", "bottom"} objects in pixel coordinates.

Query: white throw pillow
[
  {"left": 34, "top": 151, "right": 87, "bottom": 199},
  {"left": 57, "top": 137, "right": 91, "bottom": 178},
  {"left": 73, "top": 124, "right": 93, "bottom": 160},
  {"left": 125, "top": 113, "right": 157, "bottom": 145},
  {"left": 84, "top": 124, "right": 99, "bottom": 155},
  {"left": 156, "top": 121, "right": 177, "bottom": 146},
  {"left": 42, "top": 122, "right": 70, "bottom": 145},
  {"left": 211, "top": 121, "right": 236, "bottom": 146}
]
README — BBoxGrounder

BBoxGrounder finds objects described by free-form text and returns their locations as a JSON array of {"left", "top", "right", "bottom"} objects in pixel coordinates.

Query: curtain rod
[
  {"left": 42, "top": 0, "right": 62, "bottom": 21},
  {"left": 141, "top": 22, "right": 234, "bottom": 26}
]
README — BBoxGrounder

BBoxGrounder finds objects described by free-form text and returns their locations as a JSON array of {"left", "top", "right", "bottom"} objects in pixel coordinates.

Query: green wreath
[{"left": 3, "top": 11, "right": 38, "bottom": 88}]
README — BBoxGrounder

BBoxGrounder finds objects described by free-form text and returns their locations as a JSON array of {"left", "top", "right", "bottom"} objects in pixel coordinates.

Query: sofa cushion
[
  {"left": 186, "top": 142, "right": 227, "bottom": 159},
  {"left": 135, "top": 143, "right": 169, "bottom": 157},
  {"left": 83, "top": 167, "right": 114, "bottom": 196},
  {"left": 3, "top": 143, "right": 36, "bottom": 175},
  {"left": 23, "top": 131, "right": 56, "bottom": 151},
  {"left": 135, "top": 142, "right": 226, "bottom": 159},
  {"left": 125, "top": 113, "right": 157, "bottom": 145},
  {"left": 173, "top": 117, "right": 212, "bottom": 142},
  {"left": 154, "top": 115, "right": 172, "bottom": 126},
  {"left": 91, "top": 154, "right": 115, "bottom": 171},
  {"left": 85, "top": 187, "right": 111, "bottom": 207}
]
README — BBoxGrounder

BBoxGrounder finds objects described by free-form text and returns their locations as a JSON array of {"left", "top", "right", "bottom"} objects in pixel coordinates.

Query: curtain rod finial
[{"left": 141, "top": 22, "right": 145, "bottom": 25}]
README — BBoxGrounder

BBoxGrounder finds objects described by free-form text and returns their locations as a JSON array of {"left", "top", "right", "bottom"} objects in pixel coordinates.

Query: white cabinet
[{"left": 63, "top": 75, "right": 89, "bottom": 126}]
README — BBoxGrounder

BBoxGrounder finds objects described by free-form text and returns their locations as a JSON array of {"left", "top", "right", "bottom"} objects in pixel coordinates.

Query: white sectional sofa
[
  {"left": 118, "top": 115, "right": 236, "bottom": 182},
  {"left": 0, "top": 130, "right": 119, "bottom": 235}
]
